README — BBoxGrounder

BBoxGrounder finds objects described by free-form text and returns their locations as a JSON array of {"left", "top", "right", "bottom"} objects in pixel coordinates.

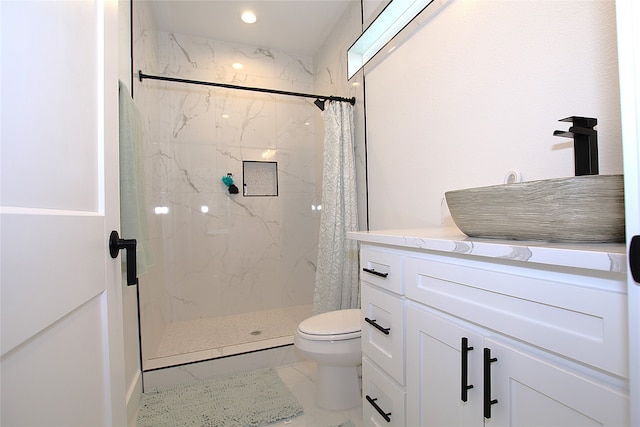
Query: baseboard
[{"left": 126, "top": 369, "right": 142, "bottom": 427}]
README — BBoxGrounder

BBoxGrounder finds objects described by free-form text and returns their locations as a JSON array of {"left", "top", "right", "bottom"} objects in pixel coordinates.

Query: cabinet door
[
  {"left": 406, "top": 304, "right": 484, "bottom": 427},
  {"left": 486, "top": 338, "right": 629, "bottom": 426}
]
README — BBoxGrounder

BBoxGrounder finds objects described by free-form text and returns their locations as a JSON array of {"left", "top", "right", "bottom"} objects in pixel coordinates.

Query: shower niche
[{"left": 243, "top": 161, "right": 279, "bottom": 197}]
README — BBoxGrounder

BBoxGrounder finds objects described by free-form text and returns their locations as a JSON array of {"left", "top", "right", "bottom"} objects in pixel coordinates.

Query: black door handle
[
  {"left": 483, "top": 348, "right": 498, "bottom": 419},
  {"left": 461, "top": 337, "right": 474, "bottom": 402},
  {"left": 629, "top": 235, "right": 640, "bottom": 283},
  {"left": 109, "top": 230, "right": 138, "bottom": 286}
]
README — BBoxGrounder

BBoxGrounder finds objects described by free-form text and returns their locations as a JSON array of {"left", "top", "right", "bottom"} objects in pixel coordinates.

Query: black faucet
[{"left": 553, "top": 116, "right": 598, "bottom": 176}]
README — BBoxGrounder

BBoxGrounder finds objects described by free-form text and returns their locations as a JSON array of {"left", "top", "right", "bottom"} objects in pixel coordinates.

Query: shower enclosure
[{"left": 133, "top": 5, "right": 324, "bottom": 370}]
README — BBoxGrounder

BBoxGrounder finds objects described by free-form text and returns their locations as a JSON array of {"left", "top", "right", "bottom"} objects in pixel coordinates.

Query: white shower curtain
[{"left": 312, "top": 101, "right": 359, "bottom": 315}]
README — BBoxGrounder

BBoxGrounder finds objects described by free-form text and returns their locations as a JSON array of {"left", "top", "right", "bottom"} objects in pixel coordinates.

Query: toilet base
[{"left": 316, "top": 364, "right": 361, "bottom": 411}]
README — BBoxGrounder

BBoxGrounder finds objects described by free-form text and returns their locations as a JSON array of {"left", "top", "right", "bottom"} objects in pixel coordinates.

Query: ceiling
[{"left": 149, "top": 0, "right": 357, "bottom": 56}]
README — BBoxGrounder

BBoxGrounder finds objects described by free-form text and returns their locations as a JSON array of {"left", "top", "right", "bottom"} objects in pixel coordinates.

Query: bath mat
[{"left": 137, "top": 368, "right": 303, "bottom": 427}]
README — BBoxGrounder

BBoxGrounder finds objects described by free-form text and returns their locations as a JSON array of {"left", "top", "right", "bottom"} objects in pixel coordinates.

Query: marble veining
[
  {"left": 500, "top": 246, "right": 533, "bottom": 262},
  {"left": 349, "top": 227, "right": 627, "bottom": 273},
  {"left": 169, "top": 33, "right": 198, "bottom": 68},
  {"left": 137, "top": 29, "right": 320, "bottom": 332}
]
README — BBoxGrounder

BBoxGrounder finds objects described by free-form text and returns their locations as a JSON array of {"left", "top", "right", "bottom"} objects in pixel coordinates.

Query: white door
[
  {"left": 0, "top": 1, "right": 126, "bottom": 425},
  {"left": 617, "top": 0, "right": 640, "bottom": 425}
]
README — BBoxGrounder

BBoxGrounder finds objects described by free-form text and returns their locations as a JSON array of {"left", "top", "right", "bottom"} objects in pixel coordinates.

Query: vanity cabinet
[
  {"left": 355, "top": 237, "right": 630, "bottom": 427},
  {"left": 406, "top": 304, "right": 628, "bottom": 426}
]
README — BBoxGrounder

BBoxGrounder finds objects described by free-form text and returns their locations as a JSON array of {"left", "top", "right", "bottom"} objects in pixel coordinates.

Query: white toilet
[{"left": 294, "top": 308, "right": 362, "bottom": 411}]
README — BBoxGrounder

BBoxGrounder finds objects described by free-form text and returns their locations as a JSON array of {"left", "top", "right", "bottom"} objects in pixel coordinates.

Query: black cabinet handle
[
  {"left": 363, "top": 267, "right": 388, "bottom": 278},
  {"left": 483, "top": 348, "right": 498, "bottom": 419},
  {"left": 366, "top": 395, "right": 391, "bottom": 422},
  {"left": 109, "top": 230, "right": 138, "bottom": 286},
  {"left": 364, "top": 317, "right": 390, "bottom": 335},
  {"left": 461, "top": 337, "right": 474, "bottom": 402}
]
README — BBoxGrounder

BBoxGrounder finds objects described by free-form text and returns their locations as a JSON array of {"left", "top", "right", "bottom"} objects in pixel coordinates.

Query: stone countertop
[{"left": 347, "top": 227, "right": 627, "bottom": 274}]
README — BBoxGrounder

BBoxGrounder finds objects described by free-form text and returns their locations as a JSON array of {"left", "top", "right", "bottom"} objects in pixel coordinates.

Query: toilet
[{"left": 294, "top": 308, "right": 362, "bottom": 411}]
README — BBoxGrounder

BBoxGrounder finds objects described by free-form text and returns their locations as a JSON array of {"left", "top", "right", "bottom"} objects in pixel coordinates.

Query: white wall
[{"left": 365, "top": 0, "right": 622, "bottom": 229}]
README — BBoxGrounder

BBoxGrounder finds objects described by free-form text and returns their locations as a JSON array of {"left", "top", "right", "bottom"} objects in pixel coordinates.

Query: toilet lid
[{"left": 298, "top": 308, "right": 361, "bottom": 336}]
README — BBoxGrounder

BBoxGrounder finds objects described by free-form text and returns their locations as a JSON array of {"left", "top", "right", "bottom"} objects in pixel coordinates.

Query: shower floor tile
[{"left": 146, "top": 304, "right": 312, "bottom": 370}]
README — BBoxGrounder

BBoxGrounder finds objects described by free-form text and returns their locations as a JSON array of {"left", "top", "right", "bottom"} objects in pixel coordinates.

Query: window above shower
[{"left": 347, "top": 0, "right": 451, "bottom": 79}]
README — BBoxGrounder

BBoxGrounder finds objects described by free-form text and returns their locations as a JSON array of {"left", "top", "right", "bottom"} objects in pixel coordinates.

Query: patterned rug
[{"left": 137, "top": 368, "right": 304, "bottom": 427}]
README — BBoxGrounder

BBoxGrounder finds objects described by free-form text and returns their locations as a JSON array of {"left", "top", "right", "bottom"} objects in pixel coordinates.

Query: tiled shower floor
[{"left": 145, "top": 304, "right": 313, "bottom": 370}]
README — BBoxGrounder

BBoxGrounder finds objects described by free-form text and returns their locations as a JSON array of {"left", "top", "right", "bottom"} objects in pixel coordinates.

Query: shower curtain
[{"left": 312, "top": 101, "right": 359, "bottom": 314}]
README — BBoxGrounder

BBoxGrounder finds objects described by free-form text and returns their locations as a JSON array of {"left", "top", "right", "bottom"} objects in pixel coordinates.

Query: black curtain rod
[{"left": 138, "top": 71, "right": 355, "bottom": 109}]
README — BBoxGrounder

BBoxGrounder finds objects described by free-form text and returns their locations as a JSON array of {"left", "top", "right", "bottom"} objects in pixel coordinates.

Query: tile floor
[
  {"left": 142, "top": 347, "right": 364, "bottom": 427},
  {"left": 273, "top": 361, "right": 364, "bottom": 427}
]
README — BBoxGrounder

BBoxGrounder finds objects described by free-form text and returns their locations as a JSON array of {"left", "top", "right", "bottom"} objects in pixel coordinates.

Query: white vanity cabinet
[
  {"left": 352, "top": 231, "right": 630, "bottom": 427},
  {"left": 406, "top": 304, "right": 629, "bottom": 426},
  {"left": 404, "top": 253, "right": 629, "bottom": 426}
]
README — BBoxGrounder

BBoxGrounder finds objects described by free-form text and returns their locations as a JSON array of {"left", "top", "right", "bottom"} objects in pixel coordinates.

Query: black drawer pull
[
  {"left": 366, "top": 395, "right": 391, "bottom": 422},
  {"left": 364, "top": 317, "right": 390, "bottom": 335},
  {"left": 363, "top": 267, "right": 389, "bottom": 278}
]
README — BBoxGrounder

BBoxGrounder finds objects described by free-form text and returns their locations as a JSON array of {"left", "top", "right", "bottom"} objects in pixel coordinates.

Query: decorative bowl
[{"left": 444, "top": 174, "right": 625, "bottom": 243}]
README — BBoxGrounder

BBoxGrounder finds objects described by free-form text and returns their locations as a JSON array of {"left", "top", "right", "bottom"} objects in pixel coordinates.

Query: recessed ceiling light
[
  {"left": 232, "top": 62, "right": 244, "bottom": 70},
  {"left": 241, "top": 11, "right": 257, "bottom": 24}
]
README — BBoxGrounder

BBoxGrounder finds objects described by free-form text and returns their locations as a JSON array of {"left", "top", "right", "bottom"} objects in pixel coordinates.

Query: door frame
[{"left": 617, "top": 0, "right": 640, "bottom": 425}]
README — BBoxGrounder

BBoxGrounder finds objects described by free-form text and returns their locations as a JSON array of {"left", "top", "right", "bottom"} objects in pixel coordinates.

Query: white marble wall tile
[
  {"left": 138, "top": 30, "right": 320, "bottom": 326},
  {"left": 215, "top": 93, "right": 278, "bottom": 149},
  {"left": 167, "top": 88, "right": 217, "bottom": 144}
]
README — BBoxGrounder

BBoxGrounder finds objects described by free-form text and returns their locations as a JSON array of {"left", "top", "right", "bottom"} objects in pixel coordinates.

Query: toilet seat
[{"left": 297, "top": 308, "right": 361, "bottom": 341}]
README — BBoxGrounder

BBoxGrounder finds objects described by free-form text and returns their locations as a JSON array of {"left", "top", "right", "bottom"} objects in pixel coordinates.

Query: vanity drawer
[
  {"left": 360, "top": 245, "right": 404, "bottom": 295},
  {"left": 362, "top": 356, "right": 406, "bottom": 427},
  {"left": 405, "top": 255, "right": 628, "bottom": 377},
  {"left": 361, "top": 282, "right": 405, "bottom": 384}
]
